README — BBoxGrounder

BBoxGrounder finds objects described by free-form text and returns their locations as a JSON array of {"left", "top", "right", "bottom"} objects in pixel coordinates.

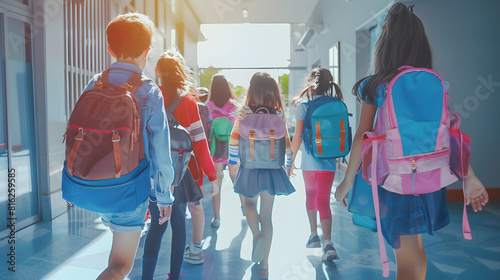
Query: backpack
[
  {"left": 209, "top": 117, "right": 233, "bottom": 159},
  {"left": 303, "top": 95, "right": 352, "bottom": 159},
  {"left": 197, "top": 102, "right": 210, "bottom": 140},
  {"left": 62, "top": 70, "right": 151, "bottom": 213},
  {"left": 166, "top": 95, "right": 193, "bottom": 187},
  {"left": 361, "top": 66, "right": 472, "bottom": 277},
  {"left": 238, "top": 107, "right": 287, "bottom": 169}
]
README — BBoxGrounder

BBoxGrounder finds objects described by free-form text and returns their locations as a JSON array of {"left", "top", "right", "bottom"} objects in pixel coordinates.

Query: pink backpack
[{"left": 361, "top": 66, "right": 472, "bottom": 277}]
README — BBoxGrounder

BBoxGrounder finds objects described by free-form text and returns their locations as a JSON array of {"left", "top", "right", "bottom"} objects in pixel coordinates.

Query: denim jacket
[{"left": 83, "top": 62, "right": 175, "bottom": 206}]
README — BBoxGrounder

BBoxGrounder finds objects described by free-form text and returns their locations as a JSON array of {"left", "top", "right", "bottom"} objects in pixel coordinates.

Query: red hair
[{"left": 106, "top": 12, "right": 153, "bottom": 59}]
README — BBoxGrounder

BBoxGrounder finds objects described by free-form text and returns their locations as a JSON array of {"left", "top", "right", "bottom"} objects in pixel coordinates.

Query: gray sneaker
[
  {"left": 306, "top": 235, "right": 321, "bottom": 248},
  {"left": 211, "top": 217, "right": 221, "bottom": 228},
  {"left": 184, "top": 243, "right": 204, "bottom": 264},
  {"left": 322, "top": 243, "right": 339, "bottom": 261}
]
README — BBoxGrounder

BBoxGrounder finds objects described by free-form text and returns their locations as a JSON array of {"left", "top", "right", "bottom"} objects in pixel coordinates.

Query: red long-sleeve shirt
[{"left": 161, "top": 87, "right": 217, "bottom": 185}]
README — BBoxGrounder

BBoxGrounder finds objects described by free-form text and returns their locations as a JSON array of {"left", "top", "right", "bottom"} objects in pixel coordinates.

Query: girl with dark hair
[
  {"left": 335, "top": 3, "right": 488, "bottom": 279},
  {"left": 207, "top": 74, "right": 244, "bottom": 227},
  {"left": 290, "top": 68, "right": 343, "bottom": 261},
  {"left": 142, "top": 49, "right": 219, "bottom": 280},
  {"left": 228, "top": 72, "right": 295, "bottom": 279}
]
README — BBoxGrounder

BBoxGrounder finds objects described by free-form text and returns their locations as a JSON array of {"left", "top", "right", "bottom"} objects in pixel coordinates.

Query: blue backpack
[{"left": 303, "top": 95, "right": 352, "bottom": 159}]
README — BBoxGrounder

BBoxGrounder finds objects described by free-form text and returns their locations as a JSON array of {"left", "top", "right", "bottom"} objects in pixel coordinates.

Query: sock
[
  {"left": 323, "top": 239, "right": 332, "bottom": 248},
  {"left": 311, "top": 232, "right": 318, "bottom": 237},
  {"left": 191, "top": 243, "right": 202, "bottom": 254}
]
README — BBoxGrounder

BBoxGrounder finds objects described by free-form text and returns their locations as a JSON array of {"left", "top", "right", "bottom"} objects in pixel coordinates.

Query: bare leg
[
  {"left": 258, "top": 192, "right": 275, "bottom": 277},
  {"left": 394, "top": 234, "right": 426, "bottom": 280},
  {"left": 212, "top": 162, "right": 224, "bottom": 218},
  {"left": 97, "top": 230, "right": 141, "bottom": 280},
  {"left": 320, "top": 218, "right": 332, "bottom": 241},
  {"left": 307, "top": 210, "right": 318, "bottom": 235},
  {"left": 188, "top": 201, "right": 205, "bottom": 244},
  {"left": 227, "top": 163, "right": 245, "bottom": 209},
  {"left": 418, "top": 234, "right": 427, "bottom": 277},
  {"left": 244, "top": 196, "right": 260, "bottom": 236}
]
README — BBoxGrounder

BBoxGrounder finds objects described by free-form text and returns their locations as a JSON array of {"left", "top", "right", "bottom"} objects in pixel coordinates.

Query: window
[
  {"left": 329, "top": 42, "right": 340, "bottom": 85},
  {"left": 64, "top": 0, "right": 111, "bottom": 116}
]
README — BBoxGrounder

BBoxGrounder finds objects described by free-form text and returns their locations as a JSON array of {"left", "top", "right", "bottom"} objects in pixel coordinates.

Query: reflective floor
[{"left": 1, "top": 169, "right": 500, "bottom": 280}]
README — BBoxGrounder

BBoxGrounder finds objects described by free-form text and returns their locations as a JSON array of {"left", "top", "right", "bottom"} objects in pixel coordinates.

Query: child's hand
[
  {"left": 158, "top": 205, "right": 172, "bottom": 225},
  {"left": 289, "top": 163, "right": 297, "bottom": 177},
  {"left": 335, "top": 179, "right": 352, "bottom": 208},
  {"left": 465, "top": 175, "right": 489, "bottom": 212},
  {"left": 210, "top": 180, "right": 220, "bottom": 197}
]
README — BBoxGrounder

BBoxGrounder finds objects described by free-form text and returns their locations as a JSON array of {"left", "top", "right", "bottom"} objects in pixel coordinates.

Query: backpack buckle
[{"left": 112, "top": 130, "right": 121, "bottom": 142}]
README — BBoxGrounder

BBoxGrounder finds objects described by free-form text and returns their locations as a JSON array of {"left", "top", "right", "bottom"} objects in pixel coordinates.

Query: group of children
[{"left": 67, "top": 2, "right": 489, "bottom": 280}]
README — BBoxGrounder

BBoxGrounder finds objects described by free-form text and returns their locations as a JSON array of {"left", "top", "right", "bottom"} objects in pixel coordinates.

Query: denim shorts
[{"left": 99, "top": 199, "right": 149, "bottom": 232}]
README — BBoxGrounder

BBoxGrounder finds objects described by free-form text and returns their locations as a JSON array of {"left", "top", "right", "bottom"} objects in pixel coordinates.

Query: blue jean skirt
[{"left": 378, "top": 186, "right": 450, "bottom": 249}]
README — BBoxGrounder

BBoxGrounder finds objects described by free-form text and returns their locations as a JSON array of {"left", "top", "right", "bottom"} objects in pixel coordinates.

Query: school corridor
[
  {"left": 1, "top": 0, "right": 500, "bottom": 279},
  {"left": 1, "top": 167, "right": 499, "bottom": 280}
]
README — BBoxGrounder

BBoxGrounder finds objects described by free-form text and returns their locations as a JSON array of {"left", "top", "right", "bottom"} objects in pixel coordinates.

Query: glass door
[{"left": 0, "top": 10, "right": 38, "bottom": 235}]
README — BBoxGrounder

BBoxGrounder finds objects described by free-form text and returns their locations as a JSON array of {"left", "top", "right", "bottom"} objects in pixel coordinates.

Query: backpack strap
[
  {"left": 112, "top": 131, "right": 122, "bottom": 178},
  {"left": 370, "top": 140, "right": 390, "bottom": 278},
  {"left": 166, "top": 95, "right": 185, "bottom": 114},
  {"left": 67, "top": 128, "right": 85, "bottom": 176},
  {"left": 95, "top": 69, "right": 152, "bottom": 95}
]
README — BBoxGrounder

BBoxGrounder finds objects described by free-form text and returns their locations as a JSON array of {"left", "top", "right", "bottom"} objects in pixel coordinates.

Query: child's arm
[
  {"left": 290, "top": 119, "right": 303, "bottom": 177},
  {"left": 465, "top": 164, "right": 489, "bottom": 212},
  {"left": 335, "top": 102, "right": 377, "bottom": 207},
  {"left": 228, "top": 112, "right": 243, "bottom": 165}
]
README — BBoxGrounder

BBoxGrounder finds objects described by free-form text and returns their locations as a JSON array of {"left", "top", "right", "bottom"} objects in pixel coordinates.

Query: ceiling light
[{"left": 242, "top": 9, "right": 248, "bottom": 18}]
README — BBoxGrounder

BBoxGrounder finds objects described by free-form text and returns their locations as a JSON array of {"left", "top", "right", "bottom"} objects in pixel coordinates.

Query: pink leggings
[{"left": 302, "top": 171, "right": 335, "bottom": 221}]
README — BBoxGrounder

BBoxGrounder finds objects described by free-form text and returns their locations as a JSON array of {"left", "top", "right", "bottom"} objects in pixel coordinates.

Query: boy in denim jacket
[{"left": 82, "top": 13, "right": 175, "bottom": 279}]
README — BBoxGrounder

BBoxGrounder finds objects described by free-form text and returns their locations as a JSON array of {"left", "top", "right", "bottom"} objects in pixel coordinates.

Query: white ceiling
[{"left": 184, "top": 0, "right": 320, "bottom": 24}]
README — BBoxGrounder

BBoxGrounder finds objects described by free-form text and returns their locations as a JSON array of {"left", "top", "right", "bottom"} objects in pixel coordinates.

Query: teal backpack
[{"left": 303, "top": 95, "right": 352, "bottom": 159}]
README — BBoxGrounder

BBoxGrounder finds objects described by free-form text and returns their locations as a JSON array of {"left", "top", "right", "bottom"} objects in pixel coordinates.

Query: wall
[
  {"left": 294, "top": 0, "right": 499, "bottom": 189},
  {"left": 413, "top": 0, "right": 500, "bottom": 189}
]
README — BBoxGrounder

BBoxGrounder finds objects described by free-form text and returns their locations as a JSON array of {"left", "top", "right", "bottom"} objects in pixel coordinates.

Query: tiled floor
[{"left": 1, "top": 169, "right": 500, "bottom": 280}]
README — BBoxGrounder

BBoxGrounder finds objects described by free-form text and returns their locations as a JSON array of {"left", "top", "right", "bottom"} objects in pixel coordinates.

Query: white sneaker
[{"left": 184, "top": 243, "right": 204, "bottom": 264}]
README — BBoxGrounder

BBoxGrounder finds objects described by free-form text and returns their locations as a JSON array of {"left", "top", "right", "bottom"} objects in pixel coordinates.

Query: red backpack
[{"left": 64, "top": 70, "right": 150, "bottom": 180}]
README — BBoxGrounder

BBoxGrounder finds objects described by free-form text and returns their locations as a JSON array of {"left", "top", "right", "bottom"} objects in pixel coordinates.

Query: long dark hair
[
  {"left": 156, "top": 49, "right": 194, "bottom": 107},
  {"left": 292, "top": 68, "right": 343, "bottom": 106},
  {"left": 246, "top": 72, "right": 284, "bottom": 111},
  {"left": 353, "top": 2, "right": 433, "bottom": 104},
  {"left": 208, "top": 74, "right": 237, "bottom": 108}
]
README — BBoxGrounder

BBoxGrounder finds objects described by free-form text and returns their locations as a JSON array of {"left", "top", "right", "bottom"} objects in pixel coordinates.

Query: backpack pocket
[
  {"left": 450, "top": 128, "right": 471, "bottom": 180},
  {"left": 62, "top": 159, "right": 150, "bottom": 213},
  {"left": 361, "top": 131, "right": 390, "bottom": 187}
]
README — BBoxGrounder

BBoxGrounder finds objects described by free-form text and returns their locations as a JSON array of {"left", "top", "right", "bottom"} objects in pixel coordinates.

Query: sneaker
[
  {"left": 322, "top": 243, "right": 339, "bottom": 261},
  {"left": 211, "top": 217, "right": 221, "bottom": 228},
  {"left": 306, "top": 235, "right": 321, "bottom": 248},
  {"left": 184, "top": 243, "right": 204, "bottom": 264}
]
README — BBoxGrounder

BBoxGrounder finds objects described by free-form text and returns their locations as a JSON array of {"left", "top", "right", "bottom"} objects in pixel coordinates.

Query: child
[
  {"left": 228, "top": 72, "right": 295, "bottom": 279},
  {"left": 207, "top": 74, "right": 244, "bottom": 227},
  {"left": 142, "top": 50, "right": 220, "bottom": 279},
  {"left": 290, "top": 68, "right": 343, "bottom": 261},
  {"left": 334, "top": 3, "right": 489, "bottom": 279},
  {"left": 81, "top": 13, "right": 175, "bottom": 280}
]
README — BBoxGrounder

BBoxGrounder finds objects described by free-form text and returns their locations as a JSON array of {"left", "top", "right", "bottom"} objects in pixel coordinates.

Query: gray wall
[
  {"left": 293, "top": 0, "right": 499, "bottom": 189},
  {"left": 414, "top": 0, "right": 500, "bottom": 189}
]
